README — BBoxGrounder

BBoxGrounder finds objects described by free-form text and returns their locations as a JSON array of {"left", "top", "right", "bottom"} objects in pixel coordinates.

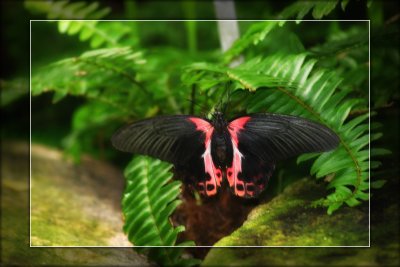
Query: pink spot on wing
[
  {"left": 188, "top": 117, "right": 220, "bottom": 196},
  {"left": 228, "top": 116, "right": 250, "bottom": 144},
  {"left": 227, "top": 116, "right": 251, "bottom": 197}
]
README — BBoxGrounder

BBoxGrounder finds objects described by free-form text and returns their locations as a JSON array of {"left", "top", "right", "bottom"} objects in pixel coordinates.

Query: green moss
[
  {"left": 211, "top": 178, "right": 368, "bottom": 248},
  {"left": 204, "top": 245, "right": 400, "bottom": 267},
  {"left": 1, "top": 161, "right": 50, "bottom": 264},
  {"left": 31, "top": 174, "right": 111, "bottom": 246},
  {"left": 1, "top": 142, "right": 151, "bottom": 266},
  {"left": 202, "top": 177, "right": 378, "bottom": 266}
]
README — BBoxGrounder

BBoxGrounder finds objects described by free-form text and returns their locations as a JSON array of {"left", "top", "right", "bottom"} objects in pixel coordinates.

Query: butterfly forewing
[
  {"left": 233, "top": 114, "right": 339, "bottom": 162},
  {"left": 112, "top": 115, "right": 204, "bottom": 164}
]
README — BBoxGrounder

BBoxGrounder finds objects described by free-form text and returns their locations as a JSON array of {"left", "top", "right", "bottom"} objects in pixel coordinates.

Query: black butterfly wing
[
  {"left": 111, "top": 115, "right": 223, "bottom": 196},
  {"left": 112, "top": 115, "right": 203, "bottom": 164},
  {"left": 227, "top": 114, "right": 339, "bottom": 198}
]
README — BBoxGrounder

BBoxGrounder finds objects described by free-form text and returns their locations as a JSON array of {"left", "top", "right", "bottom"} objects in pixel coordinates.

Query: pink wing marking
[
  {"left": 188, "top": 118, "right": 221, "bottom": 196},
  {"left": 227, "top": 117, "right": 251, "bottom": 197}
]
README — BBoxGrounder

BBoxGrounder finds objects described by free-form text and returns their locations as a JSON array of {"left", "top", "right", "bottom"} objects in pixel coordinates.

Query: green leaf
[
  {"left": 279, "top": 0, "right": 341, "bottom": 20},
  {"left": 312, "top": 1, "right": 338, "bottom": 19},
  {"left": 31, "top": 47, "right": 150, "bottom": 117},
  {"left": 279, "top": 2, "right": 315, "bottom": 20},
  {"left": 327, "top": 202, "right": 343, "bottom": 215},
  {"left": 55, "top": 20, "right": 138, "bottom": 49},
  {"left": 341, "top": 0, "right": 350, "bottom": 10},
  {"left": 0, "top": 78, "right": 28, "bottom": 107},
  {"left": 371, "top": 180, "right": 386, "bottom": 189},
  {"left": 224, "top": 22, "right": 280, "bottom": 64},
  {"left": 25, "top": 0, "right": 110, "bottom": 19},
  {"left": 122, "top": 156, "right": 198, "bottom": 266},
  {"left": 296, "top": 152, "right": 320, "bottom": 164}
]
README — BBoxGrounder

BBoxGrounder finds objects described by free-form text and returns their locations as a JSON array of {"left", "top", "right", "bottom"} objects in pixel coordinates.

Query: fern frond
[
  {"left": 0, "top": 78, "right": 28, "bottom": 107},
  {"left": 31, "top": 47, "right": 149, "bottom": 116},
  {"left": 279, "top": 0, "right": 343, "bottom": 19},
  {"left": 24, "top": 0, "right": 110, "bottom": 19},
  {"left": 184, "top": 53, "right": 376, "bottom": 214},
  {"left": 32, "top": 45, "right": 199, "bottom": 159},
  {"left": 310, "top": 29, "right": 368, "bottom": 57},
  {"left": 122, "top": 156, "right": 199, "bottom": 266},
  {"left": 223, "top": 22, "right": 282, "bottom": 64},
  {"left": 57, "top": 21, "right": 137, "bottom": 48},
  {"left": 32, "top": 46, "right": 194, "bottom": 117}
]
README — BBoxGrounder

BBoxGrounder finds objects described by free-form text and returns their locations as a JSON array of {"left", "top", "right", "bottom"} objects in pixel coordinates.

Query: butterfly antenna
[
  {"left": 185, "top": 98, "right": 210, "bottom": 116},
  {"left": 221, "top": 80, "right": 233, "bottom": 115},
  {"left": 190, "top": 85, "right": 196, "bottom": 115},
  {"left": 215, "top": 93, "right": 223, "bottom": 113}
]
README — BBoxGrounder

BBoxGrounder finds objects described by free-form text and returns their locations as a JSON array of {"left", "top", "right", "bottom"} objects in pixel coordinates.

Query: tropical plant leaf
[
  {"left": 310, "top": 29, "right": 368, "bottom": 57},
  {"left": 31, "top": 45, "right": 198, "bottom": 116},
  {"left": 24, "top": 0, "right": 110, "bottom": 19},
  {"left": 30, "top": 47, "right": 161, "bottom": 160},
  {"left": 279, "top": 0, "right": 342, "bottom": 19},
  {"left": 122, "top": 156, "right": 200, "bottom": 266},
  {"left": 57, "top": 21, "right": 138, "bottom": 48},
  {"left": 0, "top": 78, "right": 28, "bottom": 107},
  {"left": 223, "top": 21, "right": 282, "bottom": 64},
  {"left": 31, "top": 47, "right": 150, "bottom": 116},
  {"left": 31, "top": 43, "right": 204, "bottom": 160},
  {"left": 183, "top": 52, "right": 377, "bottom": 214}
]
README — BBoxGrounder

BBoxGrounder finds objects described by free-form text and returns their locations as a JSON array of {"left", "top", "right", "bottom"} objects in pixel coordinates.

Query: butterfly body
[
  {"left": 203, "top": 112, "right": 232, "bottom": 168},
  {"left": 112, "top": 112, "right": 339, "bottom": 198}
]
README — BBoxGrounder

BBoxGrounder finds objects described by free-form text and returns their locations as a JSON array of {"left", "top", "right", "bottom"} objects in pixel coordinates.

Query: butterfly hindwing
[
  {"left": 236, "top": 149, "right": 276, "bottom": 197},
  {"left": 227, "top": 114, "right": 339, "bottom": 198}
]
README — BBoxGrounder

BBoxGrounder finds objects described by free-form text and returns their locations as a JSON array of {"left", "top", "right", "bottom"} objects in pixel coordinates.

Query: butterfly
[{"left": 111, "top": 112, "right": 339, "bottom": 198}]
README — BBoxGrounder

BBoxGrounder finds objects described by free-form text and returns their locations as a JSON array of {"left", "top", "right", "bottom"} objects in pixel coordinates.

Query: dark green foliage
[
  {"left": 279, "top": 0, "right": 350, "bottom": 19},
  {"left": 30, "top": 42, "right": 209, "bottom": 163},
  {"left": 27, "top": 15, "right": 385, "bottom": 266},
  {"left": 32, "top": 47, "right": 148, "bottom": 109},
  {"left": 0, "top": 78, "right": 28, "bottom": 107},
  {"left": 30, "top": 21, "right": 207, "bottom": 266},
  {"left": 24, "top": 0, "right": 110, "bottom": 19},
  {"left": 183, "top": 21, "right": 383, "bottom": 215},
  {"left": 224, "top": 21, "right": 282, "bottom": 64},
  {"left": 0, "top": 0, "right": 397, "bottom": 266},
  {"left": 122, "top": 156, "right": 200, "bottom": 266},
  {"left": 58, "top": 21, "right": 139, "bottom": 48}
]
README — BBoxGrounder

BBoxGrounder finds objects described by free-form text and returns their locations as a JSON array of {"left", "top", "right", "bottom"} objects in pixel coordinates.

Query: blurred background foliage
[
  {"left": 1, "top": 0, "right": 399, "bottom": 266},
  {"left": 2, "top": 0, "right": 398, "bottom": 158}
]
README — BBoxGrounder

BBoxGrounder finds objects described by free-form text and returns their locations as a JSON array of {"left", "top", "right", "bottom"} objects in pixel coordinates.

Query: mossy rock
[
  {"left": 1, "top": 141, "right": 153, "bottom": 266},
  {"left": 203, "top": 177, "right": 399, "bottom": 266},
  {"left": 209, "top": 178, "right": 368, "bottom": 247}
]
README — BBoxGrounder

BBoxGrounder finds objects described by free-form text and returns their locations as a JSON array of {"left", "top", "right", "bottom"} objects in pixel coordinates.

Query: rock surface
[
  {"left": 208, "top": 178, "right": 368, "bottom": 247},
  {"left": 202, "top": 176, "right": 399, "bottom": 266},
  {"left": 1, "top": 141, "right": 153, "bottom": 266}
]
